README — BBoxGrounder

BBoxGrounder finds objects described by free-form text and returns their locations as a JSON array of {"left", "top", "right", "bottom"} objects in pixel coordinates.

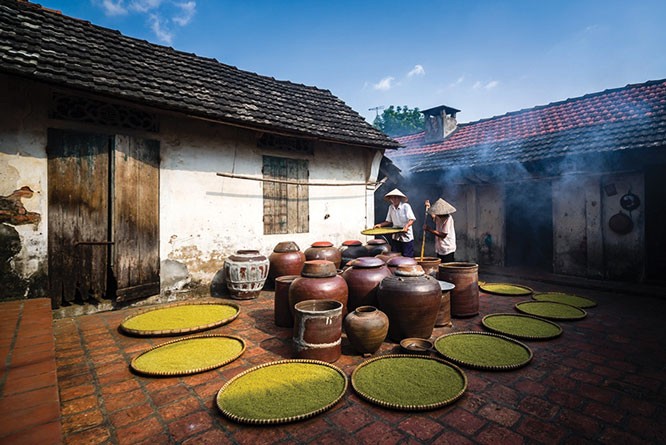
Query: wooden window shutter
[{"left": 263, "top": 156, "right": 309, "bottom": 234}]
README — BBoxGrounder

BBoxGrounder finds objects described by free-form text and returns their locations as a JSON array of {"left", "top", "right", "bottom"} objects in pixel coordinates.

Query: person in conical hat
[
  {"left": 423, "top": 198, "right": 457, "bottom": 262},
  {"left": 373, "top": 188, "right": 416, "bottom": 257}
]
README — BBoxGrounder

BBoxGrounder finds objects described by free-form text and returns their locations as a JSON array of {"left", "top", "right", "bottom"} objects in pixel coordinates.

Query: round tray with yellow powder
[
  {"left": 482, "top": 313, "right": 563, "bottom": 340},
  {"left": 130, "top": 334, "right": 245, "bottom": 376},
  {"left": 480, "top": 282, "right": 534, "bottom": 296},
  {"left": 532, "top": 292, "right": 597, "bottom": 308},
  {"left": 361, "top": 227, "right": 404, "bottom": 236},
  {"left": 119, "top": 301, "right": 240, "bottom": 336},
  {"left": 216, "top": 359, "right": 347, "bottom": 424},
  {"left": 515, "top": 300, "right": 587, "bottom": 321},
  {"left": 434, "top": 331, "right": 533, "bottom": 371},
  {"left": 351, "top": 354, "right": 466, "bottom": 411}
]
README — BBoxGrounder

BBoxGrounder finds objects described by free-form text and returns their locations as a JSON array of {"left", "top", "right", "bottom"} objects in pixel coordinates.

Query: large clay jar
[
  {"left": 437, "top": 262, "right": 479, "bottom": 318},
  {"left": 339, "top": 240, "right": 367, "bottom": 269},
  {"left": 376, "top": 251, "right": 401, "bottom": 264},
  {"left": 267, "top": 241, "right": 306, "bottom": 289},
  {"left": 293, "top": 299, "right": 343, "bottom": 363},
  {"left": 377, "top": 265, "right": 442, "bottom": 341},
  {"left": 342, "top": 257, "right": 391, "bottom": 311},
  {"left": 274, "top": 274, "right": 300, "bottom": 328},
  {"left": 386, "top": 256, "right": 418, "bottom": 275},
  {"left": 416, "top": 256, "right": 441, "bottom": 277},
  {"left": 304, "top": 241, "right": 342, "bottom": 269},
  {"left": 289, "top": 260, "right": 349, "bottom": 317},
  {"left": 224, "top": 250, "right": 269, "bottom": 299},
  {"left": 344, "top": 306, "right": 389, "bottom": 357},
  {"left": 365, "top": 238, "right": 390, "bottom": 257}
]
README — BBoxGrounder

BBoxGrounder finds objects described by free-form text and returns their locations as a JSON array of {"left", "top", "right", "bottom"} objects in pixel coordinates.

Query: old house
[
  {"left": 388, "top": 80, "right": 666, "bottom": 283},
  {"left": 0, "top": 0, "right": 399, "bottom": 309}
]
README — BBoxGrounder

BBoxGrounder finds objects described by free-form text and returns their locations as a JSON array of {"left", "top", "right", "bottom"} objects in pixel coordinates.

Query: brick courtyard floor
[{"left": 6, "top": 272, "right": 666, "bottom": 444}]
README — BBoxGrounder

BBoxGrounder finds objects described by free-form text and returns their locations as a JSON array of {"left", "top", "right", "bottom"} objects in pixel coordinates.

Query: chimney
[{"left": 422, "top": 105, "right": 460, "bottom": 143}]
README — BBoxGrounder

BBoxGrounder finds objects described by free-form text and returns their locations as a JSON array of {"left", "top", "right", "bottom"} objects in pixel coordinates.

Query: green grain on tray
[
  {"left": 484, "top": 315, "right": 561, "bottom": 338},
  {"left": 435, "top": 334, "right": 530, "bottom": 367},
  {"left": 217, "top": 363, "right": 345, "bottom": 420},
  {"left": 518, "top": 301, "right": 585, "bottom": 319},
  {"left": 482, "top": 283, "right": 531, "bottom": 295},
  {"left": 533, "top": 292, "right": 596, "bottom": 308},
  {"left": 353, "top": 357, "right": 465, "bottom": 406},
  {"left": 122, "top": 305, "right": 238, "bottom": 331},
  {"left": 132, "top": 337, "right": 243, "bottom": 374}
]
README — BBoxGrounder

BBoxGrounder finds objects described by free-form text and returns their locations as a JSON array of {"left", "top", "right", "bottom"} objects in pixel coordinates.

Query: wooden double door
[{"left": 47, "top": 129, "right": 160, "bottom": 307}]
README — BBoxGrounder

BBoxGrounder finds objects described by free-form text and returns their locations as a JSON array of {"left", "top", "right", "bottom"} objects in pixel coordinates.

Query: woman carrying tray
[{"left": 373, "top": 189, "right": 416, "bottom": 257}]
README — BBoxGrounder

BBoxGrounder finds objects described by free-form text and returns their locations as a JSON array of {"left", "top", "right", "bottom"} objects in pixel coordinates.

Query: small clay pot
[{"left": 344, "top": 306, "right": 389, "bottom": 357}]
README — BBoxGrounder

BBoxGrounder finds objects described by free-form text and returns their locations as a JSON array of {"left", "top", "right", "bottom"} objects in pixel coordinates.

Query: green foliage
[{"left": 373, "top": 105, "right": 424, "bottom": 137}]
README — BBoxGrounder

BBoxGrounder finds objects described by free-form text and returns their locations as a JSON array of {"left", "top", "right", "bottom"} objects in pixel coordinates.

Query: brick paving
[{"left": 3, "top": 274, "right": 666, "bottom": 444}]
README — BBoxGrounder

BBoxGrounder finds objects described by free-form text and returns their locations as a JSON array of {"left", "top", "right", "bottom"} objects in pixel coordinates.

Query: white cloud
[
  {"left": 373, "top": 77, "right": 395, "bottom": 91},
  {"left": 473, "top": 81, "right": 483, "bottom": 90},
  {"left": 100, "top": 0, "right": 128, "bottom": 16},
  {"left": 130, "top": 0, "right": 164, "bottom": 13},
  {"left": 407, "top": 64, "right": 425, "bottom": 77},
  {"left": 173, "top": 1, "right": 196, "bottom": 26},
  {"left": 149, "top": 13, "right": 174, "bottom": 44},
  {"left": 449, "top": 76, "right": 465, "bottom": 87},
  {"left": 473, "top": 80, "right": 499, "bottom": 90}
]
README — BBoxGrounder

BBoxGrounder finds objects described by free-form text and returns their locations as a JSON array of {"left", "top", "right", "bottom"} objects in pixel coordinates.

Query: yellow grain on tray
[{"left": 121, "top": 304, "right": 238, "bottom": 331}]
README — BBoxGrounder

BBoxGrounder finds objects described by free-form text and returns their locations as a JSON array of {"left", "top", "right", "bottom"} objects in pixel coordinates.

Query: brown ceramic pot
[
  {"left": 267, "top": 241, "right": 305, "bottom": 290},
  {"left": 377, "top": 265, "right": 442, "bottom": 341},
  {"left": 274, "top": 274, "right": 300, "bottom": 328},
  {"left": 304, "top": 241, "right": 342, "bottom": 269},
  {"left": 415, "top": 256, "right": 441, "bottom": 277},
  {"left": 289, "top": 260, "right": 349, "bottom": 317},
  {"left": 437, "top": 262, "right": 479, "bottom": 317},
  {"left": 386, "top": 256, "right": 418, "bottom": 275},
  {"left": 376, "top": 251, "right": 401, "bottom": 264},
  {"left": 344, "top": 305, "right": 389, "bottom": 357},
  {"left": 293, "top": 299, "right": 343, "bottom": 363},
  {"left": 365, "top": 238, "right": 391, "bottom": 256},
  {"left": 341, "top": 257, "right": 391, "bottom": 311},
  {"left": 339, "top": 240, "right": 367, "bottom": 268},
  {"left": 224, "top": 250, "right": 269, "bottom": 299},
  {"left": 435, "top": 280, "right": 455, "bottom": 327}
]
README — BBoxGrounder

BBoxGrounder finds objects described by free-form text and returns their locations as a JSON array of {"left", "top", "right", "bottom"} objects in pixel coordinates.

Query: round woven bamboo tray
[
  {"left": 361, "top": 227, "right": 404, "bottom": 235},
  {"left": 130, "top": 334, "right": 245, "bottom": 376},
  {"left": 481, "top": 313, "right": 563, "bottom": 340},
  {"left": 434, "top": 331, "right": 533, "bottom": 371},
  {"left": 119, "top": 301, "right": 240, "bottom": 336},
  {"left": 216, "top": 359, "right": 347, "bottom": 424},
  {"left": 515, "top": 300, "right": 587, "bottom": 320},
  {"left": 480, "top": 282, "right": 534, "bottom": 296},
  {"left": 532, "top": 292, "right": 597, "bottom": 308},
  {"left": 351, "top": 354, "right": 467, "bottom": 411}
]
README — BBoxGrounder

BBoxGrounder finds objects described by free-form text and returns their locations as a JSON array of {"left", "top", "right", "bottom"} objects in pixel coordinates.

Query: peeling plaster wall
[{"left": 159, "top": 115, "right": 377, "bottom": 288}]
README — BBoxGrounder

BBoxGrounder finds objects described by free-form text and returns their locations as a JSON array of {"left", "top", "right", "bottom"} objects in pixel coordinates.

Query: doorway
[
  {"left": 47, "top": 129, "right": 160, "bottom": 308},
  {"left": 505, "top": 181, "right": 553, "bottom": 271},
  {"left": 645, "top": 164, "right": 666, "bottom": 282}
]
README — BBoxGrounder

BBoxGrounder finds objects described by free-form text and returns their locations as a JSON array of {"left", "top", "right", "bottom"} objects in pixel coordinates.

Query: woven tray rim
[
  {"left": 434, "top": 331, "right": 533, "bottom": 371},
  {"left": 515, "top": 300, "right": 587, "bottom": 320},
  {"left": 350, "top": 354, "right": 467, "bottom": 411},
  {"left": 215, "top": 359, "right": 348, "bottom": 425},
  {"left": 361, "top": 227, "right": 404, "bottom": 235},
  {"left": 119, "top": 301, "right": 241, "bottom": 336},
  {"left": 480, "top": 282, "right": 534, "bottom": 296},
  {"left": 481, "top": 313, "right": 563, "bottom": 340},
  {"left": 130, "top": 334, "right": 246, "bottom": 377},
  {"left": 532, "top": 292, "right": 598, "bottom": 308}
]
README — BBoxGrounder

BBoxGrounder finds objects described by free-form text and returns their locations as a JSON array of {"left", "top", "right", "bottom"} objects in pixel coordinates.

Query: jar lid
[
  {"left": 301, "top": 260, "right": 337, "bottom": 277},
  {"left": 394, "top": 265, "right": 425, "bottom": 277},
  {"left": 349, "top": 257, "right": 385, "bottom": 268},
  {"left": 311, "top": 241, "right": 334, "bottom": 248},
  {"left": 342, "top": 240, "right": 362, "bottom": 246},
  {"left": 229, "top": 250, "right": 265, "bottom": 262},
  {"left": 386, "top": 256, "right": 418, "bottom": 267},
  {"left": 367, "top": 239, "right": 388, "bottom": 245},
  {"left": 273, "top": 241, "right": 300, "bottom": 253}
]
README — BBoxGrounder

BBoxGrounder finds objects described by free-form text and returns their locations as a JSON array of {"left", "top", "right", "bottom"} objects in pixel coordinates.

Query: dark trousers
[
  {"left": 438, "top": 252, "right": 455, "bottom": 263},
  {"left": 390, "top": 239, "right": 414, "bottom": 258}
]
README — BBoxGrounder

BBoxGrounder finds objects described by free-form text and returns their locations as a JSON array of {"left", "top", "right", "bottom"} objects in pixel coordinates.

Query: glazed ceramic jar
[
  {"left": 267, "top": 241, "right": 306, "bottom": 289},
  {"left": 375, "top": 251, "right": 401, "bottom": 264},
  {"left": 224, "top": 249, "right": 270, "bottom": 299},
  {"left": 293, "top": 299, "right": 343, "bottom": 363},
  {"left": 437, "top": 262, "right": 479, "bottom": 317},
  {"left": 386, "top": 256, "right": 418, "bottom": 275},
  {"left": 377, "top": 264, "right": 441, "bottom": 341},
  {"left": 344, "top": 305, "right": 389, "bottom": 357},
  {"left": 289, "top": 260, "right": 349, "bottom": 317},
  {"left": 339, "top": 240, "right": 367, "bottom": 269},
  {"left": 365, "top": 238, "right": 390, "bottom": 256},
  {"left": 304, "top": 241, "right": 342, "bottom": 269},
  {"left": 341, "top": 257, "right": 391, "bottom": 311}
]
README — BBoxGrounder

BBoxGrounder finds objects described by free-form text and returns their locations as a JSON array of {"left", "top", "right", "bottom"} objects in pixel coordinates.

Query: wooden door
[{"left": 47, "top": 129, "right": 160, "bottom": 307}]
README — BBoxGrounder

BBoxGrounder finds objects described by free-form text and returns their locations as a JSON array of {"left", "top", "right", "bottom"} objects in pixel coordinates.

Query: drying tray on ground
[
  {"left": 351, "top": 354, "right": 467, "bottom": 411},
  {"left": 434, "top": 331, "right": 533, "bottom": 370},
  {"left": 361, "top": 227, "right": 404, "bottom": 236},
  {"left": 515, "top": 300, "right": 587, "bottom": 320},
  {"left": 480, "top": 282, "right": 534, "bottom": 296},
  {"left": 130, "top": 334, "right": 245, "bottom": 376},
  {"left": 482, "top": 313, "right": 563, "bottom": 340},
  {"left": 532, "top": 292, "right": 597, "bottom": 308},
  {"left": 216, "top": 360, "right": 347, "bottom": 424},
  {"left": 119, "top": 301, "right": 240, "bottom": 336}
]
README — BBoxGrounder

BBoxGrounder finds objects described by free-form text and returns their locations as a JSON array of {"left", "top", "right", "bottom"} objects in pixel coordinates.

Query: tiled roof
[
  {"left": 0, "top": 0, "right": 399, "bottom": 149},
  {"left": 391, "top": 79, "right": 666, "bottom": 172}
]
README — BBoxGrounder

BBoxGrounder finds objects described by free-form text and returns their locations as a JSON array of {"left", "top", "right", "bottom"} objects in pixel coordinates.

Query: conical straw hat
[
  {"left": 384, "top": 188, "right": 408, "bottom": 203},
  {"left": 428, "top": 198, "right": 456, "bottom": 215}
]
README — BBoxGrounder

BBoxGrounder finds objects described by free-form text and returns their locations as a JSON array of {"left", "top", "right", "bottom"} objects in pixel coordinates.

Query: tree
[{"left": 373, "top": 105, "right": 424, "bottom": 137}]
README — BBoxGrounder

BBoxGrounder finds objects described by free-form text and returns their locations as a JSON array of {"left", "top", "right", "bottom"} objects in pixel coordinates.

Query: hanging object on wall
[
  {"left": 608, "top": 211, "right": 634, "bottom": 235},
  {"left": 620, "top": 190, "right": 641, "bottom": 211}
]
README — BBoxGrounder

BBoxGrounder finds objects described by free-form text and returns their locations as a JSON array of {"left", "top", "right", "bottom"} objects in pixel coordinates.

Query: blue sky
[{"left": 36, "top": 1, "right": 666, "bottom": 124}]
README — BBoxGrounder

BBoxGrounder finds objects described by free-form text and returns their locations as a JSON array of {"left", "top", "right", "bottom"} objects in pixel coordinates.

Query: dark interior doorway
[
  {"left": 645, "top": 164, "right": 666, "bottom": 282},
  {"left": 505, "top": 181, "right": 553, "bottom": 271}
]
